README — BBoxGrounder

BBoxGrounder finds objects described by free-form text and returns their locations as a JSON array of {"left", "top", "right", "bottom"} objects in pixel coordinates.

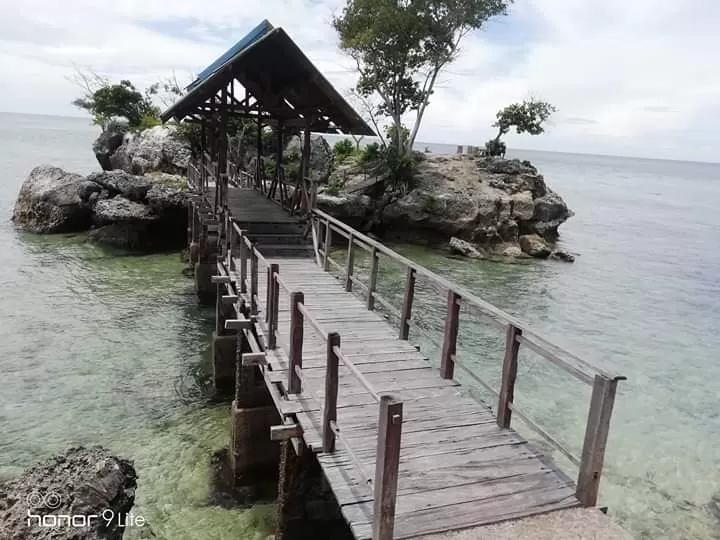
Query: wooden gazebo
[{"left": 162, "top": 19, "right": 374, "bottom": 214}]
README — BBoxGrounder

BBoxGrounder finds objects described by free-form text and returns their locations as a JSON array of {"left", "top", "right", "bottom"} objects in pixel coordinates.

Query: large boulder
[
  {"left": 86, "top": 171, "right": 153, "bottom": 202},
  {"left": 107, "top": 126, "right": 190, "bottom": 175},
  {"left": 11, "top": 165, "right": 101, "bottom": 233},
  {"left": 519, "top": 234, "right": 552, "bottom": 258},
  {"left": 285, "top": 135, "right": 333, "bottom": 183},
  {"left": 0, "top": 446, "right": 137, "bottom": 540},
  {"left": 92, "top": 121, "right": 128, "bottom": 171},
  {"left": 449, "top": 237, "right": 484, "bottom": 259}
]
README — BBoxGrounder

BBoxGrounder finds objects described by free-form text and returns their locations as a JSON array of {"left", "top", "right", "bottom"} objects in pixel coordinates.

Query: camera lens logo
[{"left": 26, "top": 491, "right": 63, "bottom": 510}]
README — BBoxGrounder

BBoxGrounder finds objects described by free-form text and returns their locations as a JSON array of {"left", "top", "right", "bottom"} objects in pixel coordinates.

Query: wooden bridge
[
  {"left": 186, "top": 163, "right": 625, "bottom": 540},
  {"left": 165, "top": 19, "right": 626, "bottom": 539}
]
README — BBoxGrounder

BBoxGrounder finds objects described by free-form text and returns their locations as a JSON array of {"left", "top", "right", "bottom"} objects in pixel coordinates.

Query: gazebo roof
[{"left": 161, "top": 20, "right": 374, "bottom": 136}]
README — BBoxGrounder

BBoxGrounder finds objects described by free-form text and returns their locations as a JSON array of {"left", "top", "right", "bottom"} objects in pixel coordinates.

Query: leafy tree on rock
[
  {"left": 334, "top": 0, "right": 512, "bottom": 162},
  {"left": 486, "top": 98, "right": 557, "bottom": 156},
  {"left": 73, "top": 79, "right": 159, "bottom": 130}
]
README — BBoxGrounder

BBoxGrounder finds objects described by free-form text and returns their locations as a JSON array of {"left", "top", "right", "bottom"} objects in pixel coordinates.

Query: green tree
[
  {"left": 73, "top": 79, "right": 159, "bottom": 130},
  {"left": 487, "top": 98, "right": 557, "bottom": 155},
  {"left": 333, "top": 0, "right": 511, "bottom": 158}
]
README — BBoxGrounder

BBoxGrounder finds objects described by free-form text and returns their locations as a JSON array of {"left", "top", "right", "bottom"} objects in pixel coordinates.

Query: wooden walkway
[{"left": 205, "top": 187, "right": 614, "bottom": 539}]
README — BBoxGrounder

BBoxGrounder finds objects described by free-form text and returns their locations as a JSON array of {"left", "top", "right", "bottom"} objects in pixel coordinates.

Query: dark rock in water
[
  {"left": 11, "top": 165, "right": 102, "bottom": 233},
  {"left": 0, "top": 446, "right": 137, "bottom": 540},
  {"left": 88, "top": 223, "right": 155, "bottom": 250},
  {"left": 550, "top": 248, "right": 576, "bottom": 263},
  {"left": 94, "top": 197, "right": 157, "bottom": 224},
  {"left": 93, "top": 121, "right": 128, "bottom": 171},
  {"left": 519, "top": 234, "right": 551, "bottom": 258}
]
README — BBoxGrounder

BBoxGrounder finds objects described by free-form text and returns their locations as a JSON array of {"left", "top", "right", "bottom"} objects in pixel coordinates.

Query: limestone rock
[
  {"left": 501, "top": 245, "right": 524, "bottom": 258},
  {"left": 108, "top": 125, "right": 191, "bottom": 175},
  {"left": 86, "top": 170, "right": 153, "bottom": 202},
  {"left": 285, "top": 135, "right": 333, "bottom": 183},
  {"left": 519, "top": 234, "right": 551, "bottom": 258},
  {"left": 0, "top": 446, "right": 136, "bottom": 540},
  {"left": 449, "top": 237, "right": 484, "bottom": 259},
  {"left": 94, "top": 197, "right": 156, "bottom": 224},
  {"left": 511, "top": 191, "right": 535, "bottom": 221},
  {"left": 11, "top": 165, "right": 101, "bottom": 233}
]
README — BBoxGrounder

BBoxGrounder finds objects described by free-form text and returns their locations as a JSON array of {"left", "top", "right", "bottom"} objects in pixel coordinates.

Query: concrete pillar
[
  {"left": 194, "top": 260, "right": 215, "bottom": 305},
  {"left": 276, "top": 441, "right": 314, "bottom": 540},
  {"left": 230, "top": 401, "right": 280, "bottom": 487}
]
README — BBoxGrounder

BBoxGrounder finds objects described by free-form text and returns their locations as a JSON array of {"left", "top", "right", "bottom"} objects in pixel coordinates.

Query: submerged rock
[
  {"left": 449, "top": 237, "right": 485, "bottom": 259},
  {"left": 550, "top": 248, "right": 576, "bottom": 263},
  {"left": 0, "top": 446, "right": 137, "bottom": 540},
  {"left": 11, "top": 165, "right": 101, "bottom": 233},
  {"left": 519, "top": 234, "right": 552, "bottom": 258}
]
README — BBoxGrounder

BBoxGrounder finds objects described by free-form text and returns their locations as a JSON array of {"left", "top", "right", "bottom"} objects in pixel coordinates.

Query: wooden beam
[
  {"left": 241, "top": 352, "right": 267, "bottom": 367},
  {"left": 270, "top": 424, "right": 303, "bottom": 441},
  {"left": 225, "top": 318, "right": 253, "bottom": 330},
  {"left": 399, "top": 267, "right": 416, "bottom": 340}
]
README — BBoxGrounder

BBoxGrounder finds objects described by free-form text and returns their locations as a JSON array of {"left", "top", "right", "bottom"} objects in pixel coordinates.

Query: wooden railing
[
  {"left": 309, "top": 208, "right": 626, "bottom": 508},
  {"left": 228, "top": 222, "right": 403, "bottom": 540}
]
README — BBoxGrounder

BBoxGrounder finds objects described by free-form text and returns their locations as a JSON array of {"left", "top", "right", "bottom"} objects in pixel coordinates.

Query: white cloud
[{"left": 0, "top": 0, "right": 718, "bottom": 161}]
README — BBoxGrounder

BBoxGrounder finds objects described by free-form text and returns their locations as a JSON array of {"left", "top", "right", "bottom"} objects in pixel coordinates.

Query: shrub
[
  {"left": 333, "top": 139, "right": 356, "bottom": 162},
  {"left": 485, "top": 139, "right": 507, "bottom": 157},
  {"left": 359, "top": 142, "right": 381, "bottom": 165}
]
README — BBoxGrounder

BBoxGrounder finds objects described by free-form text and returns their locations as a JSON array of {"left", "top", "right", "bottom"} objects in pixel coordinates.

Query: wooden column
[
  {"left": 323, "top": 332, "right": 340, "bottom": 452},
  {"left": 301, "top": 117, "right": 312, "bottom": 213},
  {"left": 250, "top": 249, "right": 258, "bottom": 315},
  {"left": 399, "top": 268, "right": 416, "bottom": 340},
  {"left": 576, "top": 375, "right": 619, "bottom": 507},
  {"left": 440, "top": 290, "right": 461, "bottom": 379},
  {"left": 497, "top": 324, "right": 521, "bottom": 428},
  {"left": 373, "top": 395, "right": 403, "bottom": 540},
  {"left": 219, "top": 86, "right": 229, "bottom": 209},
  {"left": 239, "top": 231, "right": 247, "bottom": 294},
  {"left": 256, "top": 116, "right": 263, "bottom": 192},
  {"left": 366, "top": 247, "right": 379, "bottom": 310},
  {"left": 268, "top": 264, "right": 280, "bottom": 350},
  {"left": 344, "top": 235, "right": 355, "bottom": 292},
  {"left": 288, "top": 292, "right": 304, "bottom": 394},
  {"left": 323, "top": 221, "right": 331, "bottom": 271}
]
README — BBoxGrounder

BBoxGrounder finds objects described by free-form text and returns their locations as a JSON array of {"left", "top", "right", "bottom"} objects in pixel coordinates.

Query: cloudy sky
[{"left": 1, "top": 0, "right": 718, "bottom": 162}]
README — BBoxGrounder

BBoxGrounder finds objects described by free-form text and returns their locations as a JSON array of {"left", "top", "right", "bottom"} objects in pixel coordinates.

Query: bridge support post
[
  {"left": 192, "top": 201, "right": 220, "bottom": 306},
  {"left": 212, "top": 280, "right": 239, "bottom": 396}
]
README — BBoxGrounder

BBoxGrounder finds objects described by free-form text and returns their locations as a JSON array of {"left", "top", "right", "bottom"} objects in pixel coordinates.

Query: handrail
[
  {"left": 312, "top": 208, "right": 624, "bottom": 384},
  {"left": 334, "top": 346, "right": 381, "bottom": 402}
]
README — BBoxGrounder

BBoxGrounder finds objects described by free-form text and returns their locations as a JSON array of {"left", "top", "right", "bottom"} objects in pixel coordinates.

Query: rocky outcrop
[
  {"left": 285, "top": 135, "right": 333, "bottom": 183},
  {"left": 11, "top": 165, "right": 102, "bottom": 233},
  {"left": 0, "top": 446, "right": 137, "bottom": 540},
  {"left": 94, "top": 125, "right": 190, "bottom": 175},
  {"left": 318, "top": 154, "right": 574, "bottom": 260},
  {"left": 13, "top": 167, "right": 189, "bottom": 251}
]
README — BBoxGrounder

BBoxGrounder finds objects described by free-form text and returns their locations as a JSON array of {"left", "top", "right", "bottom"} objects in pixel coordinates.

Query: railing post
[
  {"left": 576, "top": 375, "right": 619, "bottom": 507},
  {"left": 250, "top": 248, "right": 258, "bottom": 315},
  {"left": 440, "top": 290, "right": 461, "bottom": 379},
  {"left": 239, "top": 231, "right": 247, "bottom": 294},
  {"left": 497, "top": 324, "right": 522, "bottom": 428},
  {"left": 373, "top": 395, "right": 403, "bottom": 540},
  {"left": 344, "top": 234, "right": 355, "bottom": 292},
  {"left": 323, "top": 332, "right": 340, "bottom": 452},
  {"left": 399, "top": 267, "right": 416, "bottom": 340},
  {"left": 265, "top": 264, "right": 273, "bottom": 323},
  {"left": 267, "top": 264, "right": 279, "bottom": 349},
  {"left": 227, "top": 220, "right": 235, "bottom": 271},
  {"left": 366, "top": 246, "right": 379, "bottom": 310},
  {"left": 323, "top": 220, "right": 331, "bottom": 271},
  {"left": 288, "top": 292, "right": 304, "bottom": 394}
]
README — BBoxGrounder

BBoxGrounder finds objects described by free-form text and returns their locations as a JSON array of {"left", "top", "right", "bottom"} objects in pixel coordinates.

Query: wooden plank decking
[{"left": 221, "top": 189, "right": 582, "bottom": 539}]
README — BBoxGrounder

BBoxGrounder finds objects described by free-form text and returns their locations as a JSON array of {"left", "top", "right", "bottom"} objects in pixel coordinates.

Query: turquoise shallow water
[{"left": 1, "top": 112, "right": 719, "bottom": 539}]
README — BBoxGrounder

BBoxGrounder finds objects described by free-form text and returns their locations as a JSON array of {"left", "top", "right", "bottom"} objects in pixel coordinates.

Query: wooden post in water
[
  {"left": 323, "top": 332, "right": 340, "bottom": 452},
  {"left": 345, "top": 235, "right": 355, "bottom": 292},
  {"left": 373, "top": 395, "right": 403, "bottom": 540},
  {"left": 497, "top": 324, "right": 522, "bottom": 428},
  {"left": 323, "top": 221, "right": 331, "bottom": 271},
  {"left": 440, "top": 290, "right": 461, "bottom": 379},
  {"left": 288, "top": 292, "right": 304, "bottom": 394},
  {"left": 268, "top": 264, "right": 279, "bottom": 349},
  {"left": 576, "top": 375, "right": 619, "bottom": 507},
  {"left": 399, "top": 268, "right": 416, "bottom": 340},
  {"left": 366, "top": 246, "right": 379, "bottom": 310}
]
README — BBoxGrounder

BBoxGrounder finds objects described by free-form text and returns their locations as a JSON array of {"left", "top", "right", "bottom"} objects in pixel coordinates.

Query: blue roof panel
[{"left": 187, "top": 19, "right": 274, "bottom": 91}]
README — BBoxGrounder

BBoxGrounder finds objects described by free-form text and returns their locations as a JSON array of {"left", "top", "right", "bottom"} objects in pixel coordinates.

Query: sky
[{"left": 0, "top": 0, "right": 719, "bottom": 162}]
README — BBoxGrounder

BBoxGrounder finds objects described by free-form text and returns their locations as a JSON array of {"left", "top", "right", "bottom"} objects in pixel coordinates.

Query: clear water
[{"left": 1, "top": 112, "right": 719, "bottom": 539}]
